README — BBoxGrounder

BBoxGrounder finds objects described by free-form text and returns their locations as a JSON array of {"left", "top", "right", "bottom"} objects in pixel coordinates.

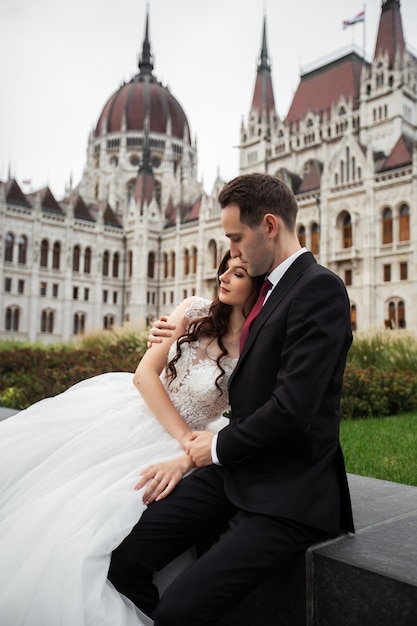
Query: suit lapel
[{"left": 228, "top": 252, "right": 317, "bottom": 388}]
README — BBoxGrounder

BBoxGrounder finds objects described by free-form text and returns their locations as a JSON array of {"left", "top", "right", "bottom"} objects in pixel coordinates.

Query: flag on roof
[{"left": 343, "top": 10, "right": 365, "bottom": 29}]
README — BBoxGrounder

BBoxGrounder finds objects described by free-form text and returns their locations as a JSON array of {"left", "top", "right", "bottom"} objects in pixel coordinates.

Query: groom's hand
[
  {"left": 185, "top": 431, "right": 214, "bottom": 467},
  {"left": 147, "top": 316, "right": 176, "bottom": 348}
]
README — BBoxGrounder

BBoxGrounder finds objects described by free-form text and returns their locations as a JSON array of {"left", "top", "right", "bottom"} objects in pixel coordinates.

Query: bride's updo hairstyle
[{"left": 166, "top": 251, "right": 264, "bottom": 393}]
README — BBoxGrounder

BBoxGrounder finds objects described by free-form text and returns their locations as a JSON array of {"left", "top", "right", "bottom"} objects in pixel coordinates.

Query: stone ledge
[
  {"left": 220, "top": 474, "right": 417, "bottom": 626},
  {"left": 308, "top": 475, "right": 417, "bottom": 625}
]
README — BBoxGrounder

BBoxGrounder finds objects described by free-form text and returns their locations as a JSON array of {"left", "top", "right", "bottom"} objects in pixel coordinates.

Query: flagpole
[{"left": 363, "top": 3, "right": 366, "bottom": 60}]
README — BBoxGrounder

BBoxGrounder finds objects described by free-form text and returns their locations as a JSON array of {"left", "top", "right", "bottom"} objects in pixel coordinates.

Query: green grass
[{"left": 340, "top": 412, "right": 417, "bottom": 486}]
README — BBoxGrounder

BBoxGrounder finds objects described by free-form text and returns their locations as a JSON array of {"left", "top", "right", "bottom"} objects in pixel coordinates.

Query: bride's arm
[{"left": 133, "top": 298, "right": 194, "bottom": 448}]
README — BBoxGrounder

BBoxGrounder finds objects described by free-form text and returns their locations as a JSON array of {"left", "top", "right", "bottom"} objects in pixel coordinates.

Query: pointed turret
[
  {"left": 138, "top": 7, "right": 153, "bottom": 76},
  {"left": 250, "top": 16, "right": 276, "bottom": 118},
  {"left": 373, "top": 0, "right": 405, "bottom": 68}
]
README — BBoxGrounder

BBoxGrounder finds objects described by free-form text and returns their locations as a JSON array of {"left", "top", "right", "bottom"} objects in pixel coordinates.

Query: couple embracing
[{"left": 0, "top": 173, "right": 354, "bottom": 626}]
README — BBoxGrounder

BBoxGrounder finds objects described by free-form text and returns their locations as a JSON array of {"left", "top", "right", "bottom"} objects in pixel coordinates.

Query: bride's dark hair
[{"left": 165, "top": 251, "right": 265, "bottom": 393}]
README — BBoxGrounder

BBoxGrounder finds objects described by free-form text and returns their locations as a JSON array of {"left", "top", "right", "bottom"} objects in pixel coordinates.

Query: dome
[
  {"left": 95, "top": 14, "right": 191, "bottom": 144},
  {"left": 95, "top": 77, "right": 191, "bottom": 143}
]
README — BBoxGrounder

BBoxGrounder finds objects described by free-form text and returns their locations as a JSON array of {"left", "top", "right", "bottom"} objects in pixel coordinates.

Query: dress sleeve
[{"left": 183, "top": 296, "right": 212, "bottom": 327}]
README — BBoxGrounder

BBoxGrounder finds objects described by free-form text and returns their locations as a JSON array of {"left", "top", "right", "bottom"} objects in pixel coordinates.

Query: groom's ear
[{"left": 263, "top": 213, "right": 279, "bottom": 237}]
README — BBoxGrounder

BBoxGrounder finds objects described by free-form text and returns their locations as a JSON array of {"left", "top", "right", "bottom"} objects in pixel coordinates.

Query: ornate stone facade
[
  {"left": 239, "top": 0, "right": 417, "bottom": 332},
  {"left": 1, "top": 0, "right": 416, "bottom": 342}
]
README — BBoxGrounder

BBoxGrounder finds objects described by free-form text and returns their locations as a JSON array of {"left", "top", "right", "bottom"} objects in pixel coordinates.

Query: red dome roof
[
  {"left": 95, "top": 76, "right": 191, "bottom": 143},
  {"left": 95, "top": 13, "right": 191, "bottom": 144}
]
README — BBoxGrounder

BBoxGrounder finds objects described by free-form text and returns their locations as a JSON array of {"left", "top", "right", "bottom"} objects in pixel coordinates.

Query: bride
[{"left": 0, "top": 251, "right": 263, "bottom": 626}]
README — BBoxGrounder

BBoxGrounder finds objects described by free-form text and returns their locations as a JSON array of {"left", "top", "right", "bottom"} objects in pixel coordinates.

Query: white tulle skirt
[{"left": 0, "top": 372, "right": 207, "bottom": 626}]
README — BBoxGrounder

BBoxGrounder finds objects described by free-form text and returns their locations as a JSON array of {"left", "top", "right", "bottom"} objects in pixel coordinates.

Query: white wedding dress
[{"left": 0, "top": 297, "right": 235, "bottom": 626}]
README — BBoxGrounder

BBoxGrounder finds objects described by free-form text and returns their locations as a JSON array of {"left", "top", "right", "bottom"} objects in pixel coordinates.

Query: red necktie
[{"left": 239, "top": 279, "right": 272, "bottom": 350}]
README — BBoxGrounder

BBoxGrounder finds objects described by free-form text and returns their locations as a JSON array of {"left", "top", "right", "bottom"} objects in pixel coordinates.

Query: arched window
[
  {"left": 346, "top": 147, "right": 350, "bottom": 182},
  {"left": 40, "top": 239, "right": 49, "bottom": 267},
  {"left": 18, "top": 235, "right": 28, "bottom": 264},
  {"left": 191, "top": 246, "right": 198, "bottom": 274},
  {"left": 73, "top": 245, "right": 81, "bottom": 272},
  {"left": 52, "top": 241, "right": 61, "bottom": 269},
  {"left": 163, "top": 252, "right": 169, "bottom": 278},
  {"left": 350, "top": 304, "right": 357, "bottom": 331},
  {"left": 399, "top": 204, "right": 410, "bottom": 242},
  {"left": 49, "top": 310, "right": 54, "bottom": 333},
  {"left": 103, "top": 314, "right": 114, "bottom": 330},
  {"left": 128, "top": 250, "right": 133, "bottom": 278},
  {"left": 170, "top": 251, "right": 176, "bottom": 277},
  {"left": 5, "top": 306, "right": 19, "bottom": 331},
  {"left": 208, "top": 240, "right": 217, "bottom": 269},
  {"left": 147, "top": 251, "right": 155, "bottom": 278},
  {"left": 311, "top": 223, "right": 320, "bottom": 255},
  {"left": 41, "top": 309, "right": 54, "bottom": 333},
  {"left": 73, "top": 312, "right": 86, "bottom": 335},
  {"left": 297, "top": 226, "right": 306, "bottom": 248},
  {"left": 343, "top": 215, "right": 352, "bottom": 248},
  {"left": 84, "top": 247, "right": 92, "bottom": 274},
  {"left": 382, "top": 208, "right": 393, "bottom": 244},
  {"left": 388, "top": 301, "right": 396, "bottom": 329},
  {"left": 112, "top": 252, "right": 119, "bottom": 278},
  {"left": 5, "top": 232, "right": 14, "bottom": 262},
  {"left": 127, "top": 180, "right": 136, "bottom": 204},
  {"left": 102, "top": 250, "right": 110, "bottom": 276},
  {"left": 386, "top": 300, "right": 406, "bottom": 330},
  {"left": 183, "top": 249, "right": 190, "bottom": 276},
  {"left": 398, "top": 301, "right": 406, "bottom": 329}
]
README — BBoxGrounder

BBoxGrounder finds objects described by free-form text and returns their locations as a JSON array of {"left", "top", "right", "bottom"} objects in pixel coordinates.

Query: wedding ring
[{"left": 154, "top": 476, "right": 161, "bottom": 482}]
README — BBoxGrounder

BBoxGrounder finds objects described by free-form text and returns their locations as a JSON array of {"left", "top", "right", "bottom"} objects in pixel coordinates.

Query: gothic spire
[
  {"left": 373, "top": 0, "right": 405, "bottom": 68},
  {"left": 250, "top": 15, "right": 276, "bottom": 117},
  {"left": 138, "top": 6, "right": 154, "bottom": 76},
  {"left": 259, "top": 16, "right": 271, "bottom": 74}
]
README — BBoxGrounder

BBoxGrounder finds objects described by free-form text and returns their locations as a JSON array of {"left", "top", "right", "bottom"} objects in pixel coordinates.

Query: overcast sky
[{"left": 2, "top": 0, "right": 417, "bottom": 198}]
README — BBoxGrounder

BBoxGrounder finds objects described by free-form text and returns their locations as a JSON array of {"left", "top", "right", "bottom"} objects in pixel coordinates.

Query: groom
[{"left": 108, "top": 173, "right": 354, "bottom": 625}]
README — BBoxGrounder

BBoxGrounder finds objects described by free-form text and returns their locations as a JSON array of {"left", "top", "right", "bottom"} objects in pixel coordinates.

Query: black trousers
[{"left": 108, "top": 465, "right": 326, "bottom": 626}]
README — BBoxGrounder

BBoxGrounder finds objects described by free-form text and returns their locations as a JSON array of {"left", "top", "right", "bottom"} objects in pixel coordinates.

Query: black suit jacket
[{"left": 217, "top": 252, "right": 354, "bottom": 536}]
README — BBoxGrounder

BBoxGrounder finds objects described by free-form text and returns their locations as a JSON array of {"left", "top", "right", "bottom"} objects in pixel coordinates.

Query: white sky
[{"left": 1, "top": 0, "right": 417, "bottom": 199}]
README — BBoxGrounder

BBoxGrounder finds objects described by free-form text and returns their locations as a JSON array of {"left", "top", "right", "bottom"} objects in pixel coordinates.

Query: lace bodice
[{"left": 160, "top": 297, "right": 237, "bottom": 430}]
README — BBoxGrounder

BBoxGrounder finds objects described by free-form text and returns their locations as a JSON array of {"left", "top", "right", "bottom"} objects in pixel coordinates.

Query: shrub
[
  {"left": 0, "top": 327, "right": 148, "bottom": 409},
  {"left": 342, "top": 364, "right": 417, "bottom": 419},
  {"left": 2, "top": 328, "right": 417, "bottom": 418},
  {"left": 348, "top": 331, "right": 417, "bottom": 371}
]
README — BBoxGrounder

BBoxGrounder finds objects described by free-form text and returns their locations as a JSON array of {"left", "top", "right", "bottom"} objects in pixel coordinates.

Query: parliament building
[{"left": 1, "top": 0, "right": 416, "bottom": 342}]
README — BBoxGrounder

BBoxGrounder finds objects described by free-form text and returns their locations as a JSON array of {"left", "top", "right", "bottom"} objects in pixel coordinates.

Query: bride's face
[{"left": 218, "top": 257, "right": 253, "bottom": 307}]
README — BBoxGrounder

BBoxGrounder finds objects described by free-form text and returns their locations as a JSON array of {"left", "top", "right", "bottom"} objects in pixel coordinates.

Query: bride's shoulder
[{"left": 183, "top": 296, "right": 212, "bottom": 324}]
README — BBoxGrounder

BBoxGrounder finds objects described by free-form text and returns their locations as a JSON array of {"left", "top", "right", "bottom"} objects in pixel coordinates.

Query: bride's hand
[
  {"left": 147, "top": 316, "right": 176, "bottom": 348},
  {"left": 185, "top": 431, "right": 214, "bottom": 467},
  {"left": 135, "top": 455, "right": 195, "bottom": 504}
]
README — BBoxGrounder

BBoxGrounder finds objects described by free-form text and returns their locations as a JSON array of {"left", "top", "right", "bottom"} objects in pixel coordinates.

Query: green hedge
[
  {"left": 0, "top": 343, "right": 144, "bottom": 410},
  {"left": 341, "top": 364, "right": 417, "bottom": 419},
  {"left": 2, "top": 331, "right": 417, "bottom": 418}
]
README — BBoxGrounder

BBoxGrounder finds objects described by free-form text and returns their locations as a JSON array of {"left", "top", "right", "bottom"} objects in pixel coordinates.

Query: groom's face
[{"left": 221, "top": 203, "right": 273, "bottom": 277}]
